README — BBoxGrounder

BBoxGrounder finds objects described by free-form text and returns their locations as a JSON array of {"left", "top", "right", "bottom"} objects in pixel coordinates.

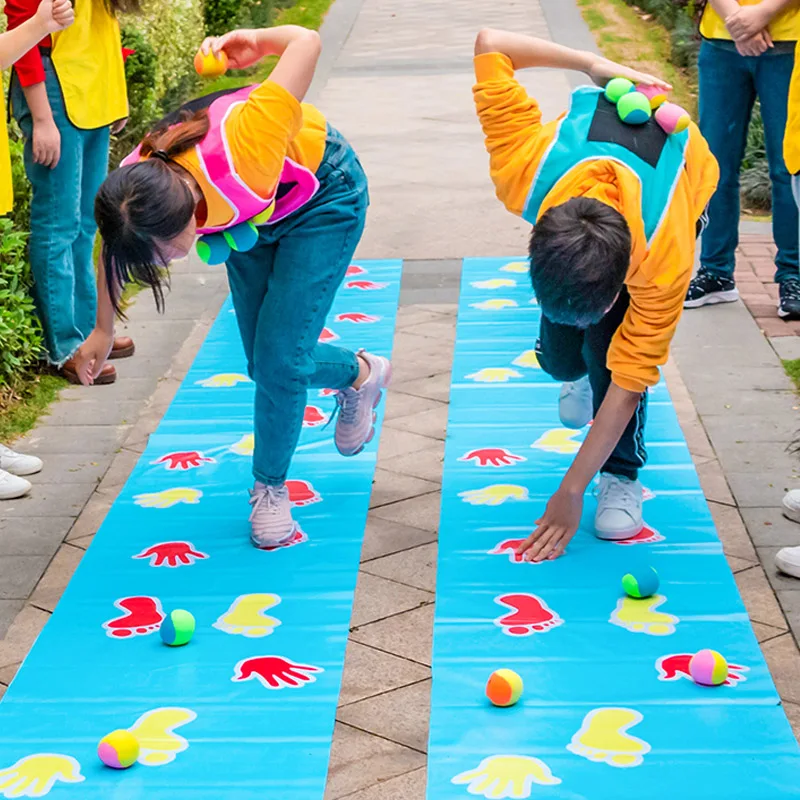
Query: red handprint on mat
[
  {"left": 346, "top": 264, "right": 366, "bottom": 276},
  {"left": 459, "top": 448, "right": 526, "bottom": 468},
  {"left": 233, "top": 656, "right": 323, "bottom": 689},
  {"left": 335, "top": 312, "right": 379, "bottom": 323},
  {"left": 318, "top": 327, "right": 339, "bottom": 343},
  {"left": 152, "top": 451, "right": 215, "bottom": 471},
  {"left": 346, "top": 280, "right": 388, "bottom": 290},
  {"left": 489, "top": 538, "right": 540, "bottom": 564},
  {"left": 656, "top": 654, "right": 748, "bottom": 686},
  {"left": 103, "top": 596, "right": 165, "bottom": 638},
  {"left": 286, "top": 479, "right": 321, "bottom": 506},
  {"left": 494, "top": 593, "right": 563, "bottom": 636},
  {"left": 319, "top": 388, "right": 337, "bottom": 397},
  {"left": 303, "top": 406, "right": 328, "bottom": 427},
  {"left": 256, "top": 527, "right": 308, "bottom": 552},
  {"left": 133, "top": 541, "right": 209, "bottom": 568},
  {"left": 615, "top": 523, "right": 664, "bottom": 546}
]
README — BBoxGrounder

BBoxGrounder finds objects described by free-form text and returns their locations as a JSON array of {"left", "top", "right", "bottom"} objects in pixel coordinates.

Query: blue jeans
[
  {"left": 11, "top": 56, "right": 110, "bottom": 365},
  {"left": 698, "top": 39, "right": 799, "bottom": 283},
  {"left": 225, "top": 126, "right": 369, "bottom": 485}
]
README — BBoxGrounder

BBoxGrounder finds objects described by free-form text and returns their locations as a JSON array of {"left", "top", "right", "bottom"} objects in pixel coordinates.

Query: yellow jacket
[
  {"left": 0, "top": 94, "right": 12, "bottom": 215},
  {"left": 473, "top": 53, "right": 719, "bottom": 394},
  {"left": 701, "top": 0, "right": 800, "bottom": 41},
  {"left": 786, "top": 40, "right": 800, "bottom": 174}
]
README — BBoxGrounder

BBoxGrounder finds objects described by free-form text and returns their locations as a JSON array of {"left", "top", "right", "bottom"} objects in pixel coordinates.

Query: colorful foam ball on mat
[
  {"left": 160, "top": 609, "right": 196, "bottom": 647},
  {"left": 486, "top": 669, "right": 523, "bottom": 707},
  {"left": 655, "top": 102, "right": 691, "bottom": 135},
  {"left": 194, "top": 49, "right": 229, "bottom": 78},
  {"left": 621, "top": 566, "right": 659, "bottom": 598},
  {"left": 196, "top": 233, "right": 231, "bottom": 266},
  {"left": 617, "top": 91, "right": 652, "bottom": 125},
  {"left": 98, "top": 730, "right": 140, "bottom": 769},
  {"left": 604, "top": 77, "right": 635, "bottom": 104},
  {"left": 689, "top": 649, "right": 729, "bottom": 686},
  {"left": 636, "top": 83, "right": 668, "bottom": 110},
  {"left": 223, "top": 221, "right": 259, "bottom": 253}
]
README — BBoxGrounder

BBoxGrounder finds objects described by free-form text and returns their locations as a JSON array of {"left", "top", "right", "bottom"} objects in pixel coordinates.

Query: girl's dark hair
[{"left": 95, "top": 110, "right": 211, "bottom": 315}]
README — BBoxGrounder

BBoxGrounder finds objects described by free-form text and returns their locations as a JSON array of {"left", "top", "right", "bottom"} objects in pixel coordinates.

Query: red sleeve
[{"left": 4, "top": 0, "right": 50, "bottom": 87}]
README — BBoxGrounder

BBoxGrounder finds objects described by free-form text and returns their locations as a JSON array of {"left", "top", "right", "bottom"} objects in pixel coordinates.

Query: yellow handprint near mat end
[
  {"left": 466, "top": 368, "right": 523, "bottom": 383},
  {"left": 459, "top": 485, "right": 529, "bottom": 507},
  {"left": 214, "top": 593, "right": 282, "bottom": 638},
  {"left": 512, "top": 350, "right": 540, "bottom": 369},
  {"left": 0, "top": 754, "right": 84, "bottom": 798},
  {"left": 610, "top": 594, "right": 679, "bottom": 636},
  {"left": 230, "top": 434, "right": 255, "bottom": 456},
  {"left": 452, "top": 754, "right": 561, "bottom": 798},
  {"left": 134, "top": 487, "right": 202, "bottom": 509},
  {"left": 471, "top": 299, "right": 518, "bottom": 311},
  {"left": 195, "top": 373, "right": 252, "bottom": 388},
  {"left": 499, "top": 261, "right": 529, "bottom": 274},
  {"left": 472, "top": 278, "right": 517, "bottom": 289},
  {"left": 567, "top": 708, "right": 650, "bottom": 768},
  {"left": 129, "top": 707, "right": 197, "bottom": 767},
  {"left": 532, "top": 428, "right": 582, "bottom": 454}
]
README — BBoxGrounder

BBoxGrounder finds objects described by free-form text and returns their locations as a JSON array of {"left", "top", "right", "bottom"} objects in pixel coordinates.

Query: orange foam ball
[
  {"left": 486, "top": 669, "right": 523, "bottom": 707},
  {"left": 194, "top": 49, "right": 229, "bottom": 78}
]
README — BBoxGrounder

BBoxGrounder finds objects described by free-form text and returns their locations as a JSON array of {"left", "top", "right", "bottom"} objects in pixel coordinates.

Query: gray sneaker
[
  {"left": 249, "top": 482, "right": 298, "bottom": 548},
  {"left": 559, "top": 376, "right": 593, "bottom": 429},
  {"left": 334, "top": 351, "right": 392, "bottom": 457},
  {"left": 594, "top": 473, "right": 644, "bottom": 541}
]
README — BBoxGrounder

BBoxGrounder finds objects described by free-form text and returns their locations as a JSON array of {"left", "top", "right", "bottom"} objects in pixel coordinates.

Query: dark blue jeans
[
  {"left": 225, "top": 127, "right": 368, "bottom": 485},
  {"left": 698, "top": 39, "right": 799, "bottom": 284}
]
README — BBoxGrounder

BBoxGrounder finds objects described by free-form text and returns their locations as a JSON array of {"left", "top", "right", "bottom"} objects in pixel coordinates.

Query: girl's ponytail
[{"left": 140, "top": 110, "right": 211, "bottom": 164}]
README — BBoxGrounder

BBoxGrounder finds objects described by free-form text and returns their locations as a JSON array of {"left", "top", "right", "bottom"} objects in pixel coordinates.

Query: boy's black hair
[{"left": 529, "top": 197, "right": 631, "bottom": 328}]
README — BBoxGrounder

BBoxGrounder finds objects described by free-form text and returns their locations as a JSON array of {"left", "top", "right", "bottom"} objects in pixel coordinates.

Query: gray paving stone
[
  {"left": 16, "top": 424, "right": 131, "bottom": 456},
  {"left": 392, "top": 373, "right": 452, "bottom": 404},
  {"left": 0, "top": 601, "right": 24, "bottom": 640},
  {"left": 725, "top": 471, "right": 800, "bottom": 508},
  {"left": 361, "top": 517, "right": 437, "bottom": 563},
  {"left": 370, "top": 492, "right": 441, "bottom": 534},
  {"left": 351, "top": 571, "right": 433, "bottom": 628},
  {"left": 369, "top": 470, "right": 440, "bottom": 510},
  {"left": 351, "top": 605, "right": 435, "bottom": 667},
  {"left": 734, "top": 565, "right": 789, "bottom": 630},
  {"left": 770, "top": 335, "right": 800, "bottom": 361},
  {"left": 0, "top": 482, "right": 96, "bottom": 519},
  {"left": 701, "top": 413, "right": 797, "bottom": 444},
  {"left": 383, "top": 442, "right": 445, "bottom": 484},
  {"left": 0, "top": 517, "right": 73, "bottom": 557},
  {"left": 363, "top": 543, "right": 438, "bottom": 593},
  {"left": 31, "top": 453, "right": 113, "bottom": 485},
  {"left": 741, "top": 507, "right": 800, "bottom": 547},
  {"left": 39, "top": 399, "right": 143, "bottom": 428},
  {"left": 0, "top": 557, "right": 53, "bottom": 600},
  {"left": 776, "top": 590, "right": 800, "bottom": 645},
  {"left": 689, "top": 390, "right": 800, "bottom": 417},
  {"left": 759, "top": 546, "right": 800, "bottom": 595},
  {"left": 336, "top": 767, "right": 426, "bottom": 800}
]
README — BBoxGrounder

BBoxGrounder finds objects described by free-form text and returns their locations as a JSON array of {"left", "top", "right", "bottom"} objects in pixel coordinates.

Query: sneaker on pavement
[
  {"left": 0, "top": 468, "right": 32, "bottom": 500},
  {"left": 594, "top": 472, "right": 644, "bottom": 541},
  {"left": 334, "top": 351, "right": 392, "bottom": 457},
  {"left": 559, "top": 376, "right": 593, "bottom": 429},
  {"left": 0, "top": 443, "right": 42, "bottom": 477},
  {"left": 782, "top": 489, "right": 800, "bottom": 524},
  {"left": 684, "top": 267, "right": 739, "bottom": 308},
  {"left": 778, "top": 278, "right": 800, "bottom": 320},
  {"left": 249, "top": 482, "right": 298, "bottom": 548},
  {"left": 775, "top": 546, "right": 800, "bottom": 579}
]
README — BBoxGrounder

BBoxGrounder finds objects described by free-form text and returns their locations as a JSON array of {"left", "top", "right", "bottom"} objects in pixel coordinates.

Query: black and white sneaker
[
  {"left": 778, "top": 278, "right": 800, "bottom": 320},
  {"left": 684, "top": 266, "right": 739, "bottom": 308}
]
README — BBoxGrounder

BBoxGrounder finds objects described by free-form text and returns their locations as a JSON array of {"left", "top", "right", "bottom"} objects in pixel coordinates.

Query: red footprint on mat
[
  {"left": 346, "top": 280, "right": 388, "bottom": 290},
  {"left": 319, "top": 388, "right": 337, "bottom": 397},
  {"left": 494, "top": 593, "right": 563, "bottom": 636},
  {"left": 656, "top": 653, "right": 748, "bottom": 686},
  {"left": 335, "top": 312, "right": 379, "bottom": 323},
  {"left": 257, "top": 527, "right": 308, "bottom": 552},
  {"left": 303, "top": 406, "right": 328, "bottom": 427},
  {"left": 615, "top": 523, "right": 665, "bottom": 546},
  {"left": 318, "top": 327, "right": 339, "bottom": 343},
  {"left": 286, "top": 479, "right": 321, "bottom": 507},
  {"left": 103, "top": 596, "right": 165, "bottom": 639},
  {"left": 346, "top": 264, "right": 366, "bottom": 277},
  {"left": 233, "top": 655, "right": 323, "bottom": 689}
]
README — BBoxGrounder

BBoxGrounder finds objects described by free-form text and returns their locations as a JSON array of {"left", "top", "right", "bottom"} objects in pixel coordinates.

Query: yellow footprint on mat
[
  {"left": 471, "top": 299, "right": 518, "bottom": 310},
  {"left": 466, "top": 367, "right": 523, "bottom": 383},
  {"left": 512, "top": 350, "right": 540, "bottom": 369},
  {"left": 214, "top": 593, "right": 282, "bottom": 638},
  {"left": 129, "top": 707, "right": 197, "bottom": 766},
  {"left": 472, "top": 278, "right": 517, "bottom": 289},
  {"left": 610, "top": 594, "right": 679, "bottom": 636},
  {"left": 459, "top": 484, "right": 529, "bottom": 507},
  {"left": 230, "top": 434, "right": 255, "bottom": 456},
  {"left": 134, "top": 487, "right": 202, "bottom": 509},
  {"left": 195, "top": 373, "right": 251, "bottom": 388},
  {"left": 499, "top": 261, "right": 528, "bottom": 273},
  {"left": 452, "top": 754, "right": 561, "bottom": 798},
  {"left": 532, "top": 428, "right": 582, "bottom": 454},
  {"left": 567, "top": 708, "right": 650, "bottom": 768}
]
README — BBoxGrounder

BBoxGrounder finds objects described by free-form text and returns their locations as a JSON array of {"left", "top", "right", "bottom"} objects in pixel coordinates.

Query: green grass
[
  {"left": 0, "top": 375, "right": 67, "bottom": 443},
  {"left": 784, "top": 359, "right": 800, "bottom": 390}
]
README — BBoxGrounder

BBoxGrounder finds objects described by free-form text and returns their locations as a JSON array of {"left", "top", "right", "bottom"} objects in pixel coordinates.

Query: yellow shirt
[
  {"left": 473, "top": 53, "right": 720, "bottom": 394},
  {"left": 0, "top": 92, "right": 12, "bottom": 216},
  {"left": 786, "top": 40, "right": 800, "bottom": 173},
  {"left": 174, "top": 81, "right": 327, "bottom": 230},
  {"left": 700, "top": 0, "right": 800, "bottom": 41}
]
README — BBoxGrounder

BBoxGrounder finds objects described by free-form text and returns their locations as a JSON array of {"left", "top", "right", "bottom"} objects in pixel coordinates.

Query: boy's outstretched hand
[
  {"left": 35, "top": 0, "right": 74, "bottom": 34},
  {"left": 588, "top": 57, "right": 672, "bottom": 92},
  {"left": 515, "top": 486, "right": 583, "bottom": 562}
]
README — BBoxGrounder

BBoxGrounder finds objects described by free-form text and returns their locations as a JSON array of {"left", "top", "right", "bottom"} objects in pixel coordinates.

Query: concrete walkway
[{"left": 1, "top": 1, "right": 800, "bottom": 798}]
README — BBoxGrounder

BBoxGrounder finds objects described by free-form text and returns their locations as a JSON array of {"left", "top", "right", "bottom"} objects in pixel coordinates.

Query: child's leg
[{"left": 534, "top": 316, "right": 587, "bottom": 383}]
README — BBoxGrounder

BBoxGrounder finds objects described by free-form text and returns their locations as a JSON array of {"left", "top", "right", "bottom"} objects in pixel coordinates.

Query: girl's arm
[{"left": 1, "top": 0, "right": 73, "bottom": 70}]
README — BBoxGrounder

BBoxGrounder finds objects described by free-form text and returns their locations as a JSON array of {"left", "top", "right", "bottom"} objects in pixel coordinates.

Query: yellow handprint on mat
[
  {"left": 129, "top": 707, "right": 197, "bottom": 767},
  {"left": 466, "top": 368, "right": 523, "bottom": 383},
  {"left": 471, "top": 278, "right": 517, "bottom": 289},
  {"left": 610, "top": 594, "right": 679, "bottom": 636},
  {"left": 195, "top": 373, "right": 252, "bottom": 388},
  {"left": 499, "top": 261, "right": 528, "bottom": 274},
  {"left": 0, "top": 754, "right": 84, "bottom": 798},
  {"left": 471, "top": 299, "right": 518, "bottom": 311},
  {"left": 230, "top": 434, "right": 255, "bottom": 456},
  {"left": 532, "top": 428, "right": 582, "bottom": 454},
  {"left": 459, "top": 485, "right": 529, "bottom": 507},
  {"left": 451, "top": 755, "right": 561, "bottom": 798},
  {"left": 134, "top": 487, "right": 202, "bottom": 509},
  {"left": 567, "top": 708, "right": 650, "bottom": 768},
  {"left": 512, "top": 350, "right": 540, "bottom": 369},
  {"left": 214, "top": 594, "right": 282, "bottom": 638}
]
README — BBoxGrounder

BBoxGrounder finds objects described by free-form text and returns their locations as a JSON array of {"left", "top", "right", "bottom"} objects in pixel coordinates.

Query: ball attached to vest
[
  {"left": 98, "top": 730, "right": 140, "bottom": 769},
  {"left": 655, "top": 102, "right": 691, "bottom": 135},
  {"left": 223, "top": 221, "right": 259, "bottom": 253},
  {"left": 196, "top": 233, "right": 231, "bottom": 266},
  {"left": 621, "top": 566, "right": 659, "bottom": 598},
  {"left": 617, "top": 91, "right": 652, "bottom": 125},
  {"left": 636, "top": 83, "right": 668, "bottom": 110},
  {"left": 486, "top": 669, "right": 523, "bottom": 707},
  {"left": 160, "top": 609, "right": 195, "bottom": 647},
  {"left": 689, "top": 649, "right": 729, "bottom": 686},
  {"left": 604, "top": 77, "right": 635, "bottom": 104},
  {"left": 194, "top": 49, "right": 229, "bottom": 78}
]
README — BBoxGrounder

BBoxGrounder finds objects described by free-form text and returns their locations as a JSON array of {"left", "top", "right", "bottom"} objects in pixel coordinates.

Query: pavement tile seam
[
  {"left": 349, "top": 601, "right": 435, "bottom": 634},
  {"left": 337, "top": 676, "right": 431, "bottom": 710},
  {"left": 334, "top": 720, "right": 427, "bottom": 756}
]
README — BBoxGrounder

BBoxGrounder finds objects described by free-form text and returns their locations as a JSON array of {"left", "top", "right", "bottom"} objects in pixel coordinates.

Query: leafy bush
[{"left": 204, "top": 0, "right": 245, "bottom": 34}]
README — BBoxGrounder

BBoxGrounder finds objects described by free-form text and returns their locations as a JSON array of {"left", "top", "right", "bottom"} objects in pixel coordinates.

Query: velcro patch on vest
[{"left": 587, "top": 96, "right": 667, "bottom": 169}]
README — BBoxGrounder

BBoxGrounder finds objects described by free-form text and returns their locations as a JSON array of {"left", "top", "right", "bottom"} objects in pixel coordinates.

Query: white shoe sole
[
  {"left": 782, "top": 501, "right": 800, "bottom": 525},
  {"left": 775, "top": 550, "right": 800, "bottom": 579},
  {"left": 0, "top": 483, "right": 32, "bottom": 500},
  {"left": 683, "top": 289, "right": 739, "bottom": 308},
  {"left": 594, "top": 522, "right": 645, "bottom": 541},
  {"left": 4, "top": 463, "right": 43, "bottom": 477}
]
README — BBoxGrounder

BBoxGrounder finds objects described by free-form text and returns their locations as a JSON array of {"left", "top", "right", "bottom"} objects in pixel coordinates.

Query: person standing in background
[
  {"left": 685, "top": 0, "right": 800, "bottom": 319},
  {"left": 5, "top": 0, "right": 139, "bottom": 384}
]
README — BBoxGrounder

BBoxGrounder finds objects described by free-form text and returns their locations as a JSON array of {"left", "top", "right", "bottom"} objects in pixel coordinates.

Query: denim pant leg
[
  {"left": 12, "top": 60, "right": 84, "bottom": 365},
  {"left": 698, "top": 41, "right": 756, "bottom": 279},
  {"left": 755, "top": 51, "right": 799, "bottom": 283}
]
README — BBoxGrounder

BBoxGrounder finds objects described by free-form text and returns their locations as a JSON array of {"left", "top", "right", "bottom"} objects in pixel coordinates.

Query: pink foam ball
[
  {"left": 636, "top": 84, "right": 668, "bottom": 109},
  {"left": 655, "top": 102, "right": 691, "bottom": 135},
  {"left": 689, "top": 649, "right": 729, "bottom": 686}
]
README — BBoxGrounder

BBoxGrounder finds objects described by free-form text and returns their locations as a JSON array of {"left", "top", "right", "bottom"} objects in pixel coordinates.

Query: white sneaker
[
  {"left": 0, "top": 468, "right": 32, "bottom": 500},
  {"left": 559, "top": 376, "right": 593, "bottom": 429},
  {"left": 595, "top": 473, "right": 643, "bottom": 540},
  {"left": 776, "top": 546, "right": 800, "bottom": 579},
  {"left": 0, "top": 443, "right": 42, "bottom": 476},
  {"left": 782, "top": 489, "right": 800, "bottom": 524}
]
